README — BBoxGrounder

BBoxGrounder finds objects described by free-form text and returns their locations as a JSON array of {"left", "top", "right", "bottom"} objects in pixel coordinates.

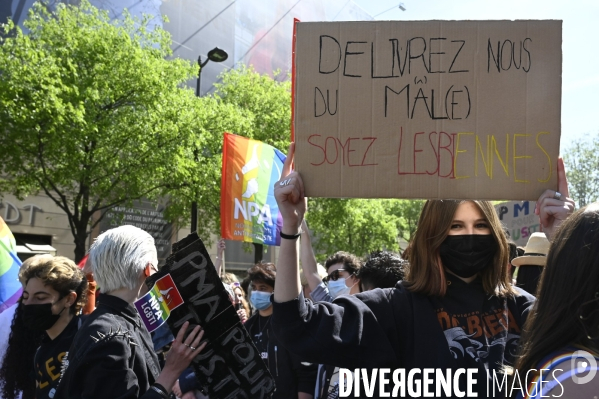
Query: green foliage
[
  {"left": 563, "top": 135, "right": 599, "bottom": 207},
  {"left": 0, "top": 0, "right": 424, "bottom": 262},
  {"left": 0, "top": 1, "right": 199, "bottom": 261},
  {"left": 306, "top": 198, "right": 424, "bottom": 261},
  {"left": 213, "top": 65, "right": 292, "bottom": 151},
  {"left": 164, "top": 65, "right": 292, "bottom": 243},
  {"left": 384, "top": 199, "right": 425, "bottom": 242}
]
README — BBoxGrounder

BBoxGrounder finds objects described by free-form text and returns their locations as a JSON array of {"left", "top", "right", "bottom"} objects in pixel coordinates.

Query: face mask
[
  {"left": 22, "top": 301, "right": 65, "bottom": 332},
  {"left": 328, "top": 276, "right": 354, "bottom": 298},
  {"left": 439, "top": 235, "right": 497, "bottom": 278},
  {"left": 250, "top": 290, "right": 272, "bottom": 311}
]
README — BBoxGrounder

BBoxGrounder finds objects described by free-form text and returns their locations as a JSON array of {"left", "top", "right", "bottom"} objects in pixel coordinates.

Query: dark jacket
[
  {"left": 245, "top": 313, "right": 317, "bottom": 399},
  {"left": 272, "top": 279, "right": 535, "bottom": 399},
  {"left": 55, "top": 295, "right": 164, "bottom": 399}
]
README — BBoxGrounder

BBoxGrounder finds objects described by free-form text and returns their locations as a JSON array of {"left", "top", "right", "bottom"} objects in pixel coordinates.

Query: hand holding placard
[
  {"left": 274, "top": 143, "right": 306, "bottom": 235},
  {"left": 294, "top": 20, "right": 562, "bottom": 200},
  {"left": 155, "top": 321, "right": 207, "bottom": 392},
  {"left": 535, "top": 158, "right": 576, "bottom": 241}
]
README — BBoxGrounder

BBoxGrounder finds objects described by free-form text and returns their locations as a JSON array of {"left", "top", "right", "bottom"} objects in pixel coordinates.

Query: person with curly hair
[
  {"left": 0, "top": 254, "right": 52, "bottom": 399},
  {"left": 357, "top": 251, "right": 406, "bottom": 291},
  {"left": 19, "top": 256, "right": 88, "bottom": 399}
]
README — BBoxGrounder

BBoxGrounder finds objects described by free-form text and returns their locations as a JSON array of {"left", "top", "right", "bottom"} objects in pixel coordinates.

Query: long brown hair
[
  {"left": 406, "top": 199, "right": 513, "bottom": 297},
  {"left": 516, "top": 204, "right": 599, "bottom": 373}
]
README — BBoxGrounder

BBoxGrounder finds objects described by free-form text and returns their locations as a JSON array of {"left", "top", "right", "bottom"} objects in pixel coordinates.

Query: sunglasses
[{"left": 323, "top": 269, "right": 349, "bottom": 283}]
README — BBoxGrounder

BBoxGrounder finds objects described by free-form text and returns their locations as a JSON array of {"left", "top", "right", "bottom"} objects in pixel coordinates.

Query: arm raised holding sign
[
  {"left": 273, "top": 143, "right": 306, "bottom": 304},
  {"left": 271, "top": 143, "right": 579, "bottom": 396},
  {"left": 535, "top": 157, "right": 576, "bottom": 241}
]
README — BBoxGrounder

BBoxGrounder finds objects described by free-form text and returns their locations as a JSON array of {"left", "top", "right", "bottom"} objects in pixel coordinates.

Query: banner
[
  {"left": 0, "top": 216, "right": 22, "bottom": 313},
  {"left": 293, "top": 20, "right": 562, "bottom": 200},
  {"left": 145, "top": 233, "right": 275, "bottom": 398},
  {"left": 221, "top": 133, "right": 286, "bottom": 246}
]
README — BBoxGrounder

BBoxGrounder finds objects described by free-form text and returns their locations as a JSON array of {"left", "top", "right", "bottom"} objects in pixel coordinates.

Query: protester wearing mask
[
  {"left": 55, "top": 225, "right": 206, "bottom": 399},
  {"left": 300, "top": 222, "right": 362, "bottom": 302},
  {"left": 271, "top": 145, "right": 574, "bottom": 398},
  {"left": 314, "top": 251, "right": 405, "bottom": 399},
  {"left": 18, "top": 256, "right": 87, "bottom": 399},
  {"left": 244, "top": 262, "right": 317, "bottom": 399},
  {"left": 0, "top": 254, "right": 53, "bottom": 399}
]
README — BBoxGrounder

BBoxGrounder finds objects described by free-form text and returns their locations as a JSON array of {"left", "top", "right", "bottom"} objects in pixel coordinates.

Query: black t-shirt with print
[
  {"left": 430, "top": 276, "right": 523, "bottom": 374},
  {"left": 34, "top": 315, "right": 81, "bottom": 398}
]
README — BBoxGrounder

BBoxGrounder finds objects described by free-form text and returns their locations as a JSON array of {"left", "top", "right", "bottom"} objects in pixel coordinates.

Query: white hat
[{"left": 511, "top": 232, "right": 549, "bottom": 267}]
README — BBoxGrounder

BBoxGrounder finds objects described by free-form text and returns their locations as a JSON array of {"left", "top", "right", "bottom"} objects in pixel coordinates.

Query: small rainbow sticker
[{"left": 134, "top": 274, "right": 184, "bottom": 333}]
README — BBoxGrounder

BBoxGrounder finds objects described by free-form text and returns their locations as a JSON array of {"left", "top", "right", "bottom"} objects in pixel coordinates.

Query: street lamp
[
  {"left": 373, "top": 3, "right": 407, "bottom": 18},
  {"left": 191, "top": 47, "right": 228, "bottom": 233},
  {"left": 195, "top": 47, "right": 228, "bottom": 97}
]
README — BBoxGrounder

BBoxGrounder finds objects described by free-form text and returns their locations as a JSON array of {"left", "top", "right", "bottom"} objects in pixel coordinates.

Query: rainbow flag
[
  {"left": 134, "top": 274, "right": 184, "bottom": 333},
  {"left": 0, "top": 217, "right": 22, "bottom": 314},
  {"left": 221, "top": 133, "right": 286, "bottom": 246}
]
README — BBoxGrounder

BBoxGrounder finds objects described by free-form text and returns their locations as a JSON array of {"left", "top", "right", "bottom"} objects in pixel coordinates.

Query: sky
[{"left": 352, "top": 0, "right": 599, "bottom": 152}]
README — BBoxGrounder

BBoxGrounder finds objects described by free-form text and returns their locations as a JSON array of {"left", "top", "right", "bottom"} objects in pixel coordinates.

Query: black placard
[{"left": 146, "top": 233, "right": 275, "bottom": 399}]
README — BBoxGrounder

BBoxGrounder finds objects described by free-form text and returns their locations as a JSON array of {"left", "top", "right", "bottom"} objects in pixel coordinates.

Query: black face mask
[
  {"left": 22, "top": 301, "right": 65, "bottom": 332},
  {"left": 439, "top": 235, "right": 497, "bottom": 278}
]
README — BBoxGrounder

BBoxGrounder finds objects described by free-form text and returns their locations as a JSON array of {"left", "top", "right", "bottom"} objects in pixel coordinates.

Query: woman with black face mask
[
  {"left": 0, "top": 254, "right": 53, "bottom": 399},
  {"left": 19, "top": 256, "right": 88, "bottom": 399},
  {"left": 269, "top": 145, "right": 575, "bottom": 399}
]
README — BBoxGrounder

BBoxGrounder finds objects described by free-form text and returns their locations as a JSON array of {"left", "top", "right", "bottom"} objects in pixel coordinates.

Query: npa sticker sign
[{"left": 134, "top": 274, "right": 184, "bottom": 333}]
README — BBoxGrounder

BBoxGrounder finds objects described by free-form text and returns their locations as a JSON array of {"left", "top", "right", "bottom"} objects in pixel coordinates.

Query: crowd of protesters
[{"left": 1, "top": 147, "right": 599, "bottom": 398}]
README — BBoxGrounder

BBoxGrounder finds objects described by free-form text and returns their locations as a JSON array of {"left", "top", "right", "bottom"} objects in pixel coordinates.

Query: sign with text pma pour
[{"left": 293, "top": 20, "right": 562, "bottom": 200}]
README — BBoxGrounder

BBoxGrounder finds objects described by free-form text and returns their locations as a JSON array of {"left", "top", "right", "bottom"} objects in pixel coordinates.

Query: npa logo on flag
[
  {"left": 134, "top": 274, "right": 184, "bottom": 332},
  {"left": 220, "top": 133, "right": 286, "bottom": 246}
]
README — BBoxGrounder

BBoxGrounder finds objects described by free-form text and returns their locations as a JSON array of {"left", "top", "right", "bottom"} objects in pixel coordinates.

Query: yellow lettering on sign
[{"left": 453, "top": 132, "right": 473, "bottom": 179}]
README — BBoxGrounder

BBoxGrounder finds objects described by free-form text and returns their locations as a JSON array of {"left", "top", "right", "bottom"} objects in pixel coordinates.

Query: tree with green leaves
[
  {"left": 383, "top": 199, "right": 425, "bottom": 243},
  {"left": 563, "top": 135, "right": 599, "bottom": 208},
  {"left": 305, "top": 198, "right": 422, "bottom": 262},
  {"left": 164, "top": 66, "right": 292, "bottom": 261},
  {"left": 0, "top": 1, "right": 204, "bottom": 262}
]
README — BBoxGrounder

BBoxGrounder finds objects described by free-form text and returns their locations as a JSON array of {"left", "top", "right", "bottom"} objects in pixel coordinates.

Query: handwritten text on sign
[
  {"left": 294, "top": 21, "right": 562, "bottom": 200},
  {"left": 146, "top": 233, "right": 275, "bottom": 399}
]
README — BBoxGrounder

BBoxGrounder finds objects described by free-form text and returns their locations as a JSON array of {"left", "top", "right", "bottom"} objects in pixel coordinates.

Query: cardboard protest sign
[
  {"left": 293, "top": 20, "right": 562, "bottom": 200},
  {"left": 495, "top": 201, "right": 541, "bottom": 246},
  {"left": 145, "top": 233, "right": 275, "bottom": 399},
  {"left": 221, "top": 133, "right": 286, "bottom": 245}
]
